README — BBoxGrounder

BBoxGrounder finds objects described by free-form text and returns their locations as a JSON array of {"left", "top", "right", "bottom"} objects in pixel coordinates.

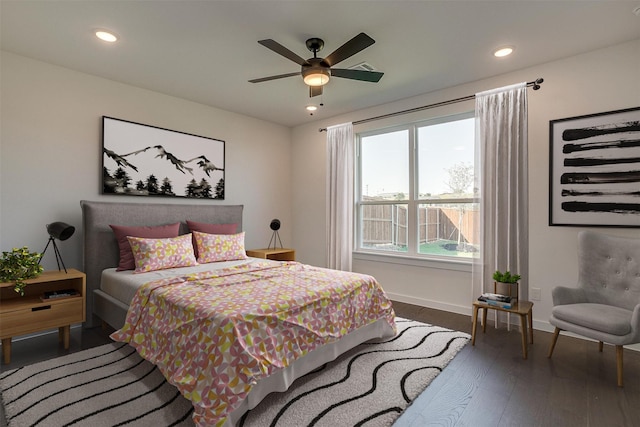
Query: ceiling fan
[{"left": 248, "top": 32, "right": 384, "bottom": 97}]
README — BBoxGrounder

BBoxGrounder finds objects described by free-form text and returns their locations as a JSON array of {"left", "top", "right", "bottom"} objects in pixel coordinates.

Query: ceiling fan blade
[
  {"left": 248, "top": 72, "right": 300, "bottom": 83},
  {"left": 324, "top": 33, "right": 375, "bottom": 67},
  {"left": 309, "top": 86, "right": 323, "bottom": 97},
  {"left": 331, "top": 68, "right": 384, "bottom": 82},
  {"left": 258, "top": 39, "right": 308, "bottom": 66}
]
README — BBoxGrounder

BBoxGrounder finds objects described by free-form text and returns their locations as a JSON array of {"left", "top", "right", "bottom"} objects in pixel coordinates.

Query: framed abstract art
[{"left": 549, "top": 106, "right": 640, "bottom": 227}]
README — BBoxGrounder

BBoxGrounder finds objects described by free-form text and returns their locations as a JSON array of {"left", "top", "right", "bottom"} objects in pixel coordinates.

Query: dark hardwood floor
[
  {"left": 2, "top": 301, "right": 639, "bottom": 426},
  {"left": 392, "top": 301, "right": 640, "bottom": 427}
]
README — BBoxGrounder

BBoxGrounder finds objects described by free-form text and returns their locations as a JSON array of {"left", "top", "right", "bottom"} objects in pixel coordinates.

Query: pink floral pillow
[
  {"left": 110, "top": 222, "right": 180, "bottom": 271},
  {"left": 186, "top": 220, "right": 239, "bottom": 258},
  {"left": 193, "top": 231, "right": 247, "bottom": 263},
  {"left": 127, "top": 234, "right": 198, "bottom": 273}
]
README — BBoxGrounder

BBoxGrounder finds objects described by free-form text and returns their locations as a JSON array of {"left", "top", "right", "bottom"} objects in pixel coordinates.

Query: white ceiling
[{"left": 2, "top": 1, "right": 639, "bottom": 128}]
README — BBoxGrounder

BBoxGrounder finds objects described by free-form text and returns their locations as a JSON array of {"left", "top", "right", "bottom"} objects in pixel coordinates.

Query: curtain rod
[{"left": 318, "top": 78, "right": 543, "bottom": 132}]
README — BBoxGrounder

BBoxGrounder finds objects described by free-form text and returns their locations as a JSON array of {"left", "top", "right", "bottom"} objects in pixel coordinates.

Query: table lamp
[
  {"left": 40, "top": 221, "right": 75, "bottom": 273},
  {"left": 268, "top": 219, "right": 283, "bottom": 250}
]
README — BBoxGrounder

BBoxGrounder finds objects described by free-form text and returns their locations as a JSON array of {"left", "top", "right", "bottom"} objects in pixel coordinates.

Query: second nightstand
[{"left": 246, "top": 248, "right": 295, "bottom": 261}]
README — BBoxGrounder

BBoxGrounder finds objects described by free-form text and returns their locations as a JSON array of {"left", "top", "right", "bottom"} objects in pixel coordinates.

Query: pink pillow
[
  {"left": 193, "top": 231, "right": 247, "bottom": 263},
  {"left": 110, "top": 223, "right": 180, "bottom": 271},
  {"left": 127, "top": 234, "right": 198, "bottom": 273},
  {"left": 186, "top": 220, "right": 238, "bottom": 234},
  {"left": 186, "top": 220, "right": 238, "bottom": 257}
]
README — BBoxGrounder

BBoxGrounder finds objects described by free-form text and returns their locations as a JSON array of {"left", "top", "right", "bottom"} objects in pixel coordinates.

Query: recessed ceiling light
[
  {"left": 634, "top": 6, "right": 640, "bottom": 16},
  {"left": 306, "top": 105, "right": 318, "bottom": 112},
  {"left": 95, "top": 30, "right": 118, "bottom": 43},
  {"left": 493, "top": 46, "right": 514, "bottom": 58}
]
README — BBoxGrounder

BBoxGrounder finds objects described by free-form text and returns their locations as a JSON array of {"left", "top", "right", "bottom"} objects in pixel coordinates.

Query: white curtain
[
  {"left": 472, "top": 83, "right": 529, "bottom": 302},
  {"left": 326, "top": 122, "right": 354, "bottom": 271}
]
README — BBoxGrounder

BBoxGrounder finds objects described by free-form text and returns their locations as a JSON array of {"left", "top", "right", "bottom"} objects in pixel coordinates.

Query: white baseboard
[
  {"left": 387, "top": 292, "right": 640, "bottom": 352},
  {"left": 387, "top": 292, "right": 471, "bottom": 317}
]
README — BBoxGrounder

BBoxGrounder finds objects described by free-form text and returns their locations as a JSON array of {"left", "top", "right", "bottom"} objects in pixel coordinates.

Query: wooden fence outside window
[{"left": 361, "top": 204, "right": 478, "bottom": 249}]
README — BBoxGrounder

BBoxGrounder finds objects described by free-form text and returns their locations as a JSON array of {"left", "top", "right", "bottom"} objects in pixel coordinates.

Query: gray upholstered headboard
[{"left": 80, "top": 200, "right": 243, "bottom": 327}]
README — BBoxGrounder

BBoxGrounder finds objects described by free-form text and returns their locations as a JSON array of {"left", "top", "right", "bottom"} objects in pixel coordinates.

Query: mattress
[{"left": 100, "top": 258, "right": 274, "bottom": 306}]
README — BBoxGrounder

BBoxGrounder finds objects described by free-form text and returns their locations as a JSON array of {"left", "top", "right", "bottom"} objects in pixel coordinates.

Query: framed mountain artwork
[{"left": 102, "top": 116, "right": 225, "bottom": 199}]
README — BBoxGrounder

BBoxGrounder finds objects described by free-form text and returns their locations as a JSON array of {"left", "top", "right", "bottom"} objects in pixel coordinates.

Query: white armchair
[{"left": 547, "top": 230, "right": 640, "bottom": 387}]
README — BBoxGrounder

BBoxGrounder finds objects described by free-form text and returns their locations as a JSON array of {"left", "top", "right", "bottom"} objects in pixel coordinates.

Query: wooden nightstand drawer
[{"left": 0, "top": 296, "right": 83, "bottom": 338}]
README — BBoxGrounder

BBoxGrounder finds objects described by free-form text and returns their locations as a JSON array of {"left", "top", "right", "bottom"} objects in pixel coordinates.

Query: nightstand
[
  {"left": 0, "top": 268, "right": 86, "bottom": 364},
  {"left": 246, "top": 248, "right": 296, "bottom": 261}
]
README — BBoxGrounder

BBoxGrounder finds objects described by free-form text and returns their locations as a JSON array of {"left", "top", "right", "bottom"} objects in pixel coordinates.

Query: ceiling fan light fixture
[
  {"left": 302, "top": 68, "right": 330, "bottom": 87},
  {"left": 250, "top": 33, "right": 382, "bottom": 92}
]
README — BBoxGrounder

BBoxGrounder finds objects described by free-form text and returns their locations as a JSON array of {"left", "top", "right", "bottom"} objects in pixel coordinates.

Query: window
[{"left": 356, "top": 112, "right": 478, "bottom": 261}]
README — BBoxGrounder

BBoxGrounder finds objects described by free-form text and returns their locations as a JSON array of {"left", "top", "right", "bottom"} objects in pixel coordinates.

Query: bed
[{"left": 80, "top": 200, "right": 396, "bottom": 426}]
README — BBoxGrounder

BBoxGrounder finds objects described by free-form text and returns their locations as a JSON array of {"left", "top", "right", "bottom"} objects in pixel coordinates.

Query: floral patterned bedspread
[{"left": 111, "top": 261, "right": 396, "bottom": 426}]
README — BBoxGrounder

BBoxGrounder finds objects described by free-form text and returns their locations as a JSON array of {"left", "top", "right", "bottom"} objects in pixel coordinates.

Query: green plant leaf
[
  {"left": 0, "top": 247, "right": 44, "bottom": 295},
  {"left": 492, "top": 269, "right": 520, "bottom": 283}
]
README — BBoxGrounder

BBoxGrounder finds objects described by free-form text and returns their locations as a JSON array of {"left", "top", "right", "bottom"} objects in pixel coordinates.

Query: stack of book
[
  {"left": 40, "top": 289, "right": 78, "bottom": 301},
  {"left": 478, "top": 292, "right": 516, "bottom": 309}
]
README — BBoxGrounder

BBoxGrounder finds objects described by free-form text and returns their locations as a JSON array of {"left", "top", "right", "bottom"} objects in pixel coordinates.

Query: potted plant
[
  {"left": 493, "top": 270, "right": 521, "bottom": 299},
  {"left": 0, "top": 247, "right": 44, "bottom": 296},
  {"left": 493, "top": 270, "right": 521, "bottom": 284}
]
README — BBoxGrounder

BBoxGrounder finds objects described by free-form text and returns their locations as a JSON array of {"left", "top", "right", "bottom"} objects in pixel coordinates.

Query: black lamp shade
[
  {"left": 47, "top": 222, "right": 75, "bottom": 241},
  {"left": 270, "top": 219, "right": 281, "bottom": 231}
]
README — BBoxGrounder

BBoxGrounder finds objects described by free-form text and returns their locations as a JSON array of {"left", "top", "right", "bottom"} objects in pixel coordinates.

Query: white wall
[
  {"left": 291, "top": 39, "right": 640, "bottom": 331},
  {"left": 0, "top": 51, "right": 293, "bottom": 272},
  {"left": 2, "top": 40, "right": 639, "bottom": 335}
]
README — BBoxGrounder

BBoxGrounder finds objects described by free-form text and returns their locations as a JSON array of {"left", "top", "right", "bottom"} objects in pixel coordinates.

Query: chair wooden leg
[
  {"left": 548, "top": 327, "right": 561, "bottom": 358},
  {"left": 599, "top": 341, "right": 603, "bottom": 352},
  {"left": 616, "top": 345, "right": 624, "bottom": 387}
]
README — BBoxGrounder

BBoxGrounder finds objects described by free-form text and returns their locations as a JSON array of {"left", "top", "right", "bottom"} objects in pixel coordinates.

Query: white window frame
[{"left": 354, "top": 111, "right": 477, "bottom": 270}]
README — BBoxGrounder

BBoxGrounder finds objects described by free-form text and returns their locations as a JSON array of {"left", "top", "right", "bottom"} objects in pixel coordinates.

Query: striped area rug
[{"left": 0, "top": 319, "right": 469, "bottom": 427}]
